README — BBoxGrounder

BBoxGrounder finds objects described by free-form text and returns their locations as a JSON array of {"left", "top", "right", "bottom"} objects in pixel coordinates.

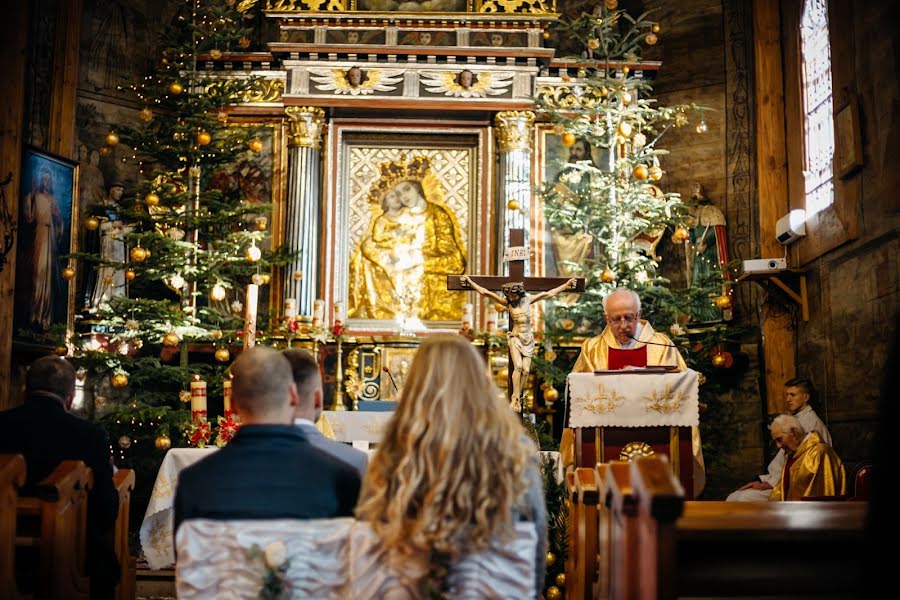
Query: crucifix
[{"left": 447, "top": 228, "right": 586, "bottom": 410}]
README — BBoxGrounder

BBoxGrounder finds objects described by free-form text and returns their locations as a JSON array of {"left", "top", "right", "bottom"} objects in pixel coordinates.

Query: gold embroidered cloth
[{"left": 566, "top": 370, "right": 700, "bottom": 428}]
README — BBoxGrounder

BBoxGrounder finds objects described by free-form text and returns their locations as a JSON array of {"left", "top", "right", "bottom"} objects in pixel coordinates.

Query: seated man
[
  {"left": 727, "top": 377, "right": 831, "bottom": 501},
  {"left": 283, "top": 348, "right": 368, "bottom": 476},
  {"left": 570, "top": 288, "right": 704, "bottom": 496},
  {"left": 173, "top": 346, "right": 361, "bottom": 535},
  {"left": 767, "top": 413, "right": 846, "bottom": 501},
  {"left": 0, "top": 355, "right": 119, "bottom": 599}
]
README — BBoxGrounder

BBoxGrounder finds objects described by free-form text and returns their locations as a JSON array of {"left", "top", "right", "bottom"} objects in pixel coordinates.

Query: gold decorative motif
[
  {"left": 243, "top": 78, "right": 284, "bottom": 103},
  {"left": 345, "top": 348, "right": 363, "bottom": 401},
  {"left": 363, "top": 416, "right": 388, "bottom": 436},
  {"left": 478, "top": 0, "right": 556, "bottom": 13},
  {"left": 574, "top": 383, "right": 623, "bottom": 414},
  {"left": 536, "top": 84, "right": 607, "bottom": 110},
  {"left": 494, "top": 111, "right": 535, "bottom": 152},
  {"left": 643, "top": 384, "right": 685, "bottom": 414},
  {"left": 619, "top": 441, "right": 655, "bottom": 461},
  {"left": 325, "top": 414, "right": 346, "bottom": 436},
  {"left": 266, "top": 0, "right": 346, "bottom": 10},
  {"left": 284, "top": 106, "right": 325, "bottom": 149}
]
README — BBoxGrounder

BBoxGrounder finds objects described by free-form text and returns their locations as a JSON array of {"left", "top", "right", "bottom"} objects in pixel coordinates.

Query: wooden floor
[{"left": 134, "top": 561, "right": 174, "bottom": 600}]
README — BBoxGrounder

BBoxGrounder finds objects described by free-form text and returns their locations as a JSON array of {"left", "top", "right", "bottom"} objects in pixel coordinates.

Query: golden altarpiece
[{"left": 212, "top": 0, "right": 659, "bottom": 408}]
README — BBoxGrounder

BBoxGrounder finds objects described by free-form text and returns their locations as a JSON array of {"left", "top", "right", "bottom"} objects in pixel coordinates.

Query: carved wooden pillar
[
  {"left": 283, "top": 107, "right": 326, "bottom": 318},
  {"left": 494, "top": 111, "right": 535, "bottom": 275}
]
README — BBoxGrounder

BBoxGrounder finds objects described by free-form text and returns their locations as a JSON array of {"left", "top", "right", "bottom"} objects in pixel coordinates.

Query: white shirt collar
[
  {"left": 619, "top": 322, "right": 643, "bottom": 349},
  {"left": 293, "top": 417, "right": 317, "bottom": 428}
]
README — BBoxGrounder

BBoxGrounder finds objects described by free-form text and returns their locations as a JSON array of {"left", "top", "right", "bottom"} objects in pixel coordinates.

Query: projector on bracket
[{"left": 742, "top": 258, "right": 787, "bottom": 275}]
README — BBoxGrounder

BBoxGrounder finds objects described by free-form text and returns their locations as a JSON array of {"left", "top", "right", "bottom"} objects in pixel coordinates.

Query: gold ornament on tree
[
  {"left": 247, "top": 139, "right": 263, "bottom": 153},
  {"left": 555, "top": 573, "right": 566, "bottom": 587},
  {"left": 144, "top": 192, "right": 160, "bottom": 206},
  {"left": 130, "top": 246, "right": 148, "bottom": 262},
  {"left": 210, "top": 285, "right": 227, "bottom": 302},
  {"left": 62, "top": 266, "right": 76, "bottom": 280},
  {"left": 163, "top": 331, "right": 180, "bottom": 347},
  {"left": 85, "top": 216, "right": 100, "bottom": 231},
  {"left": 168, "top": 81, "right": 184, "bottom": 95},
  {"left": 672, "top": 225, "right": 690, "bottom": 243},
  {"left": 155, "top": 435, "right": 172, "bottom": 451},
  {"left": 601, "top": 267, "right": 617, "bottom": 283},
  {"left": 561, "top": 132, "right": 576, "bottom": 147},
  {"left": 214, "top": 347, "right": 231, "bottom": 362},
  {"left": 545, "top": 586, "right": 562, "bottom": 600},
  {"left": 125, "top": 269, "right": 136, "bottom": 281},
  {"left": 546, "top": 551, "right": 556, "bottom": 567},
  {"left": 196, "top": 130, "right": 212, "bottom": 146},
  {"left": 111, "top": 372, "right": 129, "bottom": 388},
  {"left": 105, "top": 131, "right": 119, "bottom": 146},
  {"left": 139, "top": 108, "right": 154, "bottom": 122}
]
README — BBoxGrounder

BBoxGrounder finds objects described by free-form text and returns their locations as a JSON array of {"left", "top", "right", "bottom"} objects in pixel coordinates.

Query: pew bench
[
  {"left": 630, "top": 455, "right": 867, "bottom": 600},
  {"left": 1, "top": 454, "right": 27, "bottom": 599}
]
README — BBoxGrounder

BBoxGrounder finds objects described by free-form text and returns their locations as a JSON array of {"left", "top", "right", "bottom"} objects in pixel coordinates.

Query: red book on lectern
[{"left": 607, "top": 346, "right": 648, "bottom": 370}]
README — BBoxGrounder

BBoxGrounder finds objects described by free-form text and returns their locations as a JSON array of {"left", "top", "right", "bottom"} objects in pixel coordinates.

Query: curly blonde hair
[{"left": 355, "top": 335, "right": 533, "bottom": 576}]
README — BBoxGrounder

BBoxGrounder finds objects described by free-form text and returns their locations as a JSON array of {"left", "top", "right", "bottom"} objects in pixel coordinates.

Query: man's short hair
[
  {"left": 282, "top": 348, "right": 321, "bottom": 406},
  {"left": 26, "top": 356, "right": 76, "bottom": 404},
  {"left": 230, "top": 346, "right": 294, "bottom": 415},
  {"left": 602, "top": 288, "right": 641, "bottom": 314},
  {"left": 785, "top": 377, "right": 816, "bottom": 403}
]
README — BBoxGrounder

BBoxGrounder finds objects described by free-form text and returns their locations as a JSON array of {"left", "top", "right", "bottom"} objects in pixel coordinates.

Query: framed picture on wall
[
  {"left": 835, "top": 96, "right": 863, "bottom": 179},
  {"left": 14, "top": 146, "right": 80, "bottom": 341}
]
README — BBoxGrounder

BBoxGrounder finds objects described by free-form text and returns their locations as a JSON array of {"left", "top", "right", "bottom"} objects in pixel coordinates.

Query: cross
[
  {"left": 446, "top": 228, "right": 586, "bottom": 294},
  {"left": 447, "top": 228, "right": 586, "bottom": 407}
]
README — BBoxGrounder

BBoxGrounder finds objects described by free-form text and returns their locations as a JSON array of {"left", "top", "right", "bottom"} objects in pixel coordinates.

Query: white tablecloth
[
  {"left": 139, "top": 444, "right": 564, "bottom": 570},
  {"left": 566, "top": 369, "right": 700, "bottom": 428},
  {"left": 139, "top": 447, "right": 217, "bottom": 570},
  {"left": 320, "top": 411, "right": 393, "bottom": 443}
]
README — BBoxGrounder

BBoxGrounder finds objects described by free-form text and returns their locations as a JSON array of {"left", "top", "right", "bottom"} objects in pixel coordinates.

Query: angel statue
[
  {"left": 420, "top": 69, "right": 515, "bottom": 99},
  {"left": 462, "top": 276, "right": 577, "bottom": 411},
  {"left": 308, "top": 66, "right": 404, "bottom": 96}
]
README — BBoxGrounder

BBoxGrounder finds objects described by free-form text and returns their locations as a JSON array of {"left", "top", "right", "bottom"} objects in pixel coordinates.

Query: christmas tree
[
  {"left": 532, "top": 3, "right": 741, "bottom": 595},
  {"left": 72, "top": 0, "right": 289, "bottom": 467}
]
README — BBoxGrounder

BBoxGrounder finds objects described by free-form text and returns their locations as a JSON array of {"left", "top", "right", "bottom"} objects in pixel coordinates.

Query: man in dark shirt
[
  {"left": 0, "top": 355, "right": 119, "bottom": 599},
  {"left": 173, "top": 346, "right": 361, "bottom": 537}
]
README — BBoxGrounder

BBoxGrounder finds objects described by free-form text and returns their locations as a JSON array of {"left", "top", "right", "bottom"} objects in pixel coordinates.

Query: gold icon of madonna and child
[{"left": 348, "top": 156, "right": 467, "bottom": 322}]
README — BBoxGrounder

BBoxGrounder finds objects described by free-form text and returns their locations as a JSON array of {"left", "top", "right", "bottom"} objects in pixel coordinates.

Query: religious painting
[
  {"left": 14, "top": 147, "right": 80, "bottom": 341},
  {"left": 329, "top": 126, "right": 488, "bottom": 333},
  {"left": 356, "top": 0, "right": 467, "bottom": 12},
  {"left": 205, "top": 119, "right": 286, "bottom": 326},
  {"left": 535, "top": 127, "right": 610, "bottom": 292},
  {"left": 379, "top": 346, "right": 419, "bottom": 401}
]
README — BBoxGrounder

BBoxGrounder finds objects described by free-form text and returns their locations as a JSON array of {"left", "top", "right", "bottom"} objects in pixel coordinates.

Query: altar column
[
  {"left": 283, "top": 107, "right": 326, "bottom": 317},
  {"left": 494, "top": 111, "right": 535, "bottom": 275}
]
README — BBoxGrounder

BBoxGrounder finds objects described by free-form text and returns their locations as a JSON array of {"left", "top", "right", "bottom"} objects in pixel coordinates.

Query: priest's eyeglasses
[{"left": 606, "top": 314, "right": 638, "bottom": 326}]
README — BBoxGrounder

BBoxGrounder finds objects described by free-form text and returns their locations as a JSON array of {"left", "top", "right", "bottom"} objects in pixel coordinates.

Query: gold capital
[
  {"left": 494, "top": 111, "right": 535, "bottom": 153},
  {"left": 285, "top": 106, "right": 326, "bottom": 149}
]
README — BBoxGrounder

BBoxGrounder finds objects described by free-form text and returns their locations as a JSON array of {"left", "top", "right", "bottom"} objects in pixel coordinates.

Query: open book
[{"left": 592, "top": 365, "right": 680, "bottom": 374}]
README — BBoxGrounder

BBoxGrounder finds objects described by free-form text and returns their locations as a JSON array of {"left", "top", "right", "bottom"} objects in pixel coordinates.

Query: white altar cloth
[{"left": 566, "top": 369, "right": 700, "bottom": 428}]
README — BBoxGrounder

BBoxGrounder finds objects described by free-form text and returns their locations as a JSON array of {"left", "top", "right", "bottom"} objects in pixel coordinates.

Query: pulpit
[{"left": 566, "top": 370, "right": 700, "bottom": 499}]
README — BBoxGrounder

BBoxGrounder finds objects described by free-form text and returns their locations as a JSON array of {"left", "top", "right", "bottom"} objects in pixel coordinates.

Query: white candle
[
  {"left": 313, "top": 298, "right": 325, "bottom": 327},
  {"left": 190, "top": 375, "right": 207, "bottom": 420},
  {"left": 223, "top": 378, "right": 232, "bottom": 414},
  {"left": 243, "top": 284, "right": 259, "bottom": 349},
  {"left": 284, "top": 298, "right": 297, "bottom": 319},
  {"left": 334, "top": 301, "right": 344, "bottom": 324},
  {"left": 462, "top": 302, "right": 474, "bottom": 327},
  {"left": 485, "top": 305, "right": 497, "bottom": 333}
]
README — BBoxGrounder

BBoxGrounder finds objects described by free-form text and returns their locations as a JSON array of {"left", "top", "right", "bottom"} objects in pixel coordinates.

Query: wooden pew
[
  {"left": 16, "top": 460, "right": 93, "bottom": 600},
  {"left": 567, "top": 467, "right": 600, "bottom": 600},
  {"left": 112, "top": 469, "right": 136, "bottom": 600},
  {"left": 605, "top": 461, "right": 639, "bottom": 600},
  {"left": 629, "top": 455, "right": 866, "bottom": 599},
  {"left": 1, "top": 454, "right": 26, "bottom": 600}
]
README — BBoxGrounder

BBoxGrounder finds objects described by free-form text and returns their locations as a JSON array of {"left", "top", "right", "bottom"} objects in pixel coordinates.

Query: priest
[{"left": 570, "top": 287, "right": 705, "bottom": 496}]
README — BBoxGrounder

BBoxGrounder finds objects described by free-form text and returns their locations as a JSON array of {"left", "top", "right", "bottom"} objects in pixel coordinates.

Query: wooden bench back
[
  {"left": 1, "top": 454, "right": 26, "bottom": 600},
  {"left": 112, "top": 469, "right": 136, "bottom": 600},
  {"left": 629, "top": 455, "right": 866, "bottom": 599},
  {"left": 16, "top": 460, "right": 93, "bottom": 600}
]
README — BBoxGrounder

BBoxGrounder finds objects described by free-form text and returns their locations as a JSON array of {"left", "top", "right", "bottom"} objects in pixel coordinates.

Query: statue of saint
[
  {"left": 348, "top": 156, "right": 466, "bottom": 321},
  {"left": 462, "top": 276, "right": 577, "bottom": 410},
  {"left": 686, "top": 182, "right": 730, "bottom": 323}
]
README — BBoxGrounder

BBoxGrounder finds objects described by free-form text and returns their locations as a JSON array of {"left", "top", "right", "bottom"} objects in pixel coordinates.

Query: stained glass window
[{"left": 800, "top": 0, "right": 834, "bottom": 216}]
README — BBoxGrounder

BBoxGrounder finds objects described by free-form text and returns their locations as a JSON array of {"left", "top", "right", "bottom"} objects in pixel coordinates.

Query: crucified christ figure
[{"left": 462, "top": 276, "right": 577, "bottom": 411}]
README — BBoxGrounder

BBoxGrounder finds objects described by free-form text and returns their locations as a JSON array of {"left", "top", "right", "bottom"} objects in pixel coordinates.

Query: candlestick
[
  {"left": 333, "top": 335, "right": 346, "bottom": 411},
  {"left": 190, "top": 374, "right": 207, "bottom": 422},
  {"left": 243, "top": 283, "right": 259, "bottom": 349}
]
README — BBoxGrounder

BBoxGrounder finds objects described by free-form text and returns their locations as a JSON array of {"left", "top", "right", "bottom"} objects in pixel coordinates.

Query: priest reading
[{"left": 571, "top": 288, "right": 705, "bottom": 496}]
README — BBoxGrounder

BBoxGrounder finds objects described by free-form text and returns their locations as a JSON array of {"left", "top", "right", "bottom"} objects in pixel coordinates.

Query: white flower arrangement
[{"left": 245, "top": 541, "right": 291, "bottom": 600}]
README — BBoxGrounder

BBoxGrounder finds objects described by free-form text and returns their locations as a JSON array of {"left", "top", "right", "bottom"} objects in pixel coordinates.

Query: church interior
[{"left": 0, "top": 0, "right": 896, "bottom": 598}]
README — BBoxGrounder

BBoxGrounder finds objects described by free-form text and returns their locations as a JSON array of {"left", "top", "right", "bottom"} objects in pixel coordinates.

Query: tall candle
[
  {"left": 462, "top": 302, "right": 474, "bottom": 328},
  {"left": 334, "top": 301, "right": 344, "bottom": 325},
  {"left": 485, "top": 305, "right": 497, "bottom": 333},
  {"left": 284, "top": 298, "right": 297, "bottom": 319},
  {"left": 190, "top": 374, "right": 207, "bottom": 421},
  {"left": 243, "top": 283, "right": 258, "bottom": 349},
  {"left": 223, "top": 377, "right": 232, "bottom": 414},
  {"left": 313, "top": 298, "right": 325, "bottom": 327}
]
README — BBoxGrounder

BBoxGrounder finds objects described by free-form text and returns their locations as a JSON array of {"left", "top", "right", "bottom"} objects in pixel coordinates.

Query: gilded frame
[
  {"left": 14, "top": 146, "right": 80, "bottom": 342},
  {"left": 324, "top": 120, "right": 492, "bottom": 333}
]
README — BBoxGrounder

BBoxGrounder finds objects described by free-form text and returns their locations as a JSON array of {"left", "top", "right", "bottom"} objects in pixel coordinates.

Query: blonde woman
[{"left": 355, "top": 335, "right": 546, "bottom": 597}]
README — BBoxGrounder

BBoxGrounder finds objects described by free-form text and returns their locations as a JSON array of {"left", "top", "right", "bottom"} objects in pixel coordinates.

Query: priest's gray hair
[
  {"left": 770, "top": 413, "right": 806, "bottom": 436},
  {"left": 602, "top": 288, "right": 641, "bottom": 314}
]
